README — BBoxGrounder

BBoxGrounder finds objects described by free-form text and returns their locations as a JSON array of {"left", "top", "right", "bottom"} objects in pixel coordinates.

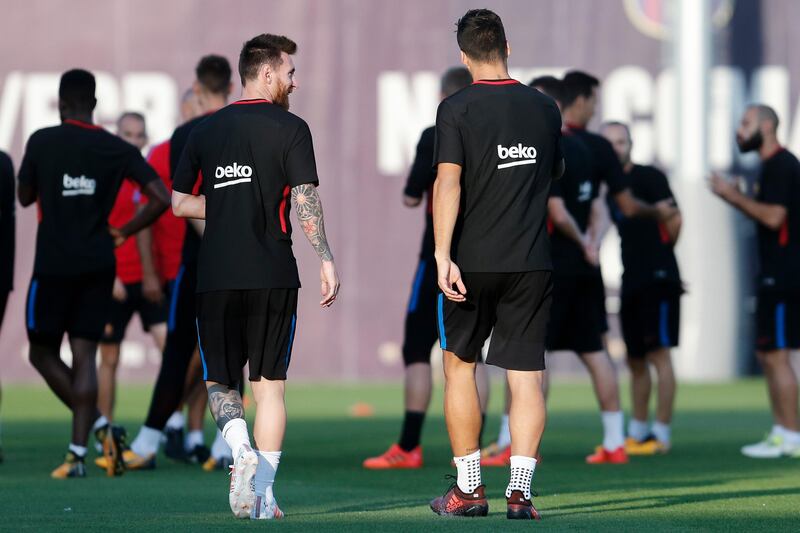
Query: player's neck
[
  {"left": 759, "top": 137, "right": 782, "bottom": 161},
  {"left": 201, "top": 95, "right": 228, "bottom": 114},
  {"left": 240, "top": 85, "right": 273, "bottom": 102},
  {"left": 623, "top": 161, "right": 634, "bottom": 173},
  {"left": 562, "top": 109, "right": 586, "bottom": 129},
  {"left": 61, "top": 112, "right": 93, "bottom": 125},
  {"left": 470, "top": 62, "right": 510, "bottom": 83}
]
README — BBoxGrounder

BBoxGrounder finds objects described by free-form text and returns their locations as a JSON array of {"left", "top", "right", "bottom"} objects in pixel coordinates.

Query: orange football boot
[
  {"left": 586, "top": 445, "right": 629, "bottom": 464},
  {"left": 363, "top": 444, "right": 423, "bottom": 469}
]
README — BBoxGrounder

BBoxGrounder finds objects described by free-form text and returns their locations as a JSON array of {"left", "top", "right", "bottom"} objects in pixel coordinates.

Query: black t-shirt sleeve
[
  {"left": 285, "top": 121, "right": 320, "bottom": 188},
  {"left": 433, "top": 100, "right": 464, "bottom": 167},
  {"left": 649, "top": 168, "right": 677, "bottom": 206},
  {"left": 598, "top": 137, "right": 629, "bottom": 194},
  {"left": 549, "top": 173, "right": 564, "bottom": 198},
  {"left": 404, "top": 127, "right": 436, "bottom": 198},
  {"left": 125, "top": 146, "right": 159, "bottom": 189},
  {"left": 0, "top": 152, "right": 13, "bottom": 210},
  {"left": 172, "top": 132, "right": 202, "bottom": 194},
  {"left": 16, "top": 133, "right": 40, "bottom": 187},
  {"left": 760, "top": 158, "right": 794, "bottom": 208}
]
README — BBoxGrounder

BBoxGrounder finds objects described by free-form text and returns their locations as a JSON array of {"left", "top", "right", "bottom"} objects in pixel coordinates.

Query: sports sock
[
  {"left": 497, "top": 414, "right": 511, "bottom": 449},
  {"left": 628, "top": 418, "right": 649, "bottom": 441},
  {"left": 652, "top": 421, "right": 671, "bottom": 445},
  {"left": 211, "top": 430, "right": 232, "bottom": 459},
  {"left": 68, "top": 443, "right": 88, "bottom": 459},
  {"left": 92, "top": 415, "right": 109, "bottom": 432},
  {"left": 166, "top": 411, "right": 185, "bottom": 431},
  {"left": 222, "top": 418, "right": 251, "bottom": 458},
  {"left": 601, "top": 411, "right": 625, "bottom": 451},
  {"left": 453, "top": 450, "right": 482, "bottom": 493},
  {"left": 131, "top": 425, "right": 162, "bottom": 457},
  {"left": 254, "top": 450, "right": 281, "bottom": 502},
  {"left": 185, "top": 430, "right": 204, "bottom": 450},
  {"left": 505, "top": 455, "right": 536, "bottom": 500},
  {"left": 398, "top": 411, "right": 425, "bottom": 452}
]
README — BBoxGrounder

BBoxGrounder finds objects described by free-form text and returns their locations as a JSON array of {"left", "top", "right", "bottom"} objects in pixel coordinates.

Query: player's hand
[
  {"left": 109, "top": 226, "right": 127, "bottom": 248},
  {"left": 403, "top": 194, "right": 422, "bottom": 208},
  {"left": 320, "top": 260, "right": 340, "bottom": 308},
  {"left": 436, "top": 255, "right": 467, "bottom": 302},
  {"left": 708, "top": 171, "right": 736, "bottom": 201},
  {"left": 654, "top": 199, "right": 679, "bottom": 221},
  {"left": 142, "top": 273, "right": 164, "bottom": 304},
  {"left": 582, "top": 234, "right": 600, "bottom": 267},
  {"left": 112, "top": 277, "right": 127, "bottom": 302}
]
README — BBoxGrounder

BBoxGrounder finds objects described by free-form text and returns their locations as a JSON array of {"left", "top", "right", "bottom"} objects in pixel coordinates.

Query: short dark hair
[
  {"left": 238, "top": 34, "right": 298, "bottom": 85},
  {"left": 441, "top": 67, "right": 472, "bottom": 97},
  {"left": 561, "top": 70, "right": 600, "bottom": 109},
  {"left": 195, "top": 55, "right": 232, "bottom": 94},
  {"left": 750, "top": 104, "right": 780, "bottom": 131},
  {"left": 529, "top": 75, "right": 564, "bottom": 103},
  {"left": 117, "top": 111, "right": 145, "bottom": 128},
  {"left": 456, "top": 9, "right": 507, "bottom": 64},
  {"left": 601, "top": 121, "right": 632, "bottom": 141},
  {"left": 59, "top": 69, "right": 96, "bottom": 112}
]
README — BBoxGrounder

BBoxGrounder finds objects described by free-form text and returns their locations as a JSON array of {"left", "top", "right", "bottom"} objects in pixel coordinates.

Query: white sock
[
  {"left": 652, "top": 421, "right": 671, "bottom": 445},
  {"left": 92, "top": 416, "right": 109, "bottom": 432},
  {"left": 222, "top": 418, "right": 251, "bottom": 458},
  {"left": 185, "top": 430, "right": 204, "bottom": 451},
  {"left": 772, "top": 425, "right": 785, "bottom": 438},
  {"left": 211, "top": 430, "right": 232, "bottom": 459},
  {"left": 497, "top": 414, "right": 511, "bottom": 449},
  {"left": 505, "top": 455, "right": 536, "bottom": 500},
  {"left": 454, "top": 450, "right": 482, "bottom": 493},
  {"left": 255, "top": 450, "right": 281, "bottom": 502},
  {"left": 601, "top": 411, "right": 625, "bottom": 451},
  {"left": 628, "top": 418, "right": 649, "bottom": 441},
  {"left": 131, "top": 426, "right": 162, "bottom": 457},
  {"left": 166, "top": 411, "right": 185, "bottom": 431},
  {"left": 69, "top": 443, "right": 88, "bottom": 458}
]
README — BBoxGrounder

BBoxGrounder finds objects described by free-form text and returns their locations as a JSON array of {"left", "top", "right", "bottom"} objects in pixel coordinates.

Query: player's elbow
[
  {"left": 171, "top": 194, "right": 187, "bottom": 218},
  {"left": 766, "top": 209, "right": 787, "bottom": 231}
]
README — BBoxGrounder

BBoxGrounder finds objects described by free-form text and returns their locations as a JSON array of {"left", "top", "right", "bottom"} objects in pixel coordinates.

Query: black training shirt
[
  {"left": 17, "top": 120, "right": 158, "bottom": 277},
  {"left": 170, "top": 114, "right": 209, "bottom": 265},
  {"left": 0, "top": 151, "right": 14, "bottom": 290},
  {"left": 549, "top": 132, "right": 599, "bottom": 278},
  {"left": 608, "top": 164, "right": 681, "bottom": 293},
  {"left": 403, "top": 126, "right": 436, "bottom": 258},
  {"left": 434, "top": 80, "right": 563, "bottom": 272},
  {"left": 172, "top": 99, "right": 319, "bottom": 293},
  {"left": 756, "top": 148, "right": 800, "bottom": 291},
  {"left": 567, "top": 125, "right": 629, "bottom": 195}
]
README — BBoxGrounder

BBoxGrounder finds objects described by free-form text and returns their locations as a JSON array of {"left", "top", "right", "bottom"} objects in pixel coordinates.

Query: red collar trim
[
  {"left": 64, "top": 119, "right": 102, "bottom": 130},
  {"left": 232, "top": 98, "right": 272, "bottom": 105},
  {"left": 764, "top": 145, "right": 785, "bottom": 160},
  {"left": 565, "top": 122, "right": 585, "bottom": 131},
  {"left": 472, "top": 79, "right": 519, "bottom": 86}
]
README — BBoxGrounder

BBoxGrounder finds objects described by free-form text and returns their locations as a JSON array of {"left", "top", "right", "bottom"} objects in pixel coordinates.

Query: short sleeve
[
  {"left": 649, "top": 168, "right": 676, "bottom": 206},
  {"left": 404, "top": 127, "right": 436, "bottom": 198},
  {"left": 0, "top": 153, "right": 14, "bottom": 215},
  {"left": 17, "top": 133, "right": 39, "bottom": 187},
  {"left": 172, "top": 132, "right": 202, "bottom": 194},
  {"left": 599, "top": 138, "right": 629, "bottom": 194},
  {"left": 433, "top": 100, "right": 464, "bottom": 167},
  {"left": 125, "top": 147, "right": 158, "bottom": 189},
  {"left": 285, "top": 121, "right": 319, "bottom": 188}
]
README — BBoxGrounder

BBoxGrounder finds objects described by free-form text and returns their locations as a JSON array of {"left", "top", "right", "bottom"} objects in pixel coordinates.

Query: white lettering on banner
[{"left": 378, "top": 66, "right": 800, "bottom": 175}]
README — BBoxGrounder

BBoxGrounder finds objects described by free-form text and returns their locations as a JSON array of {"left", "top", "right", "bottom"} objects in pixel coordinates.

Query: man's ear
[{"left": 505, "top": 40, "right": 511, "bottom": 59}]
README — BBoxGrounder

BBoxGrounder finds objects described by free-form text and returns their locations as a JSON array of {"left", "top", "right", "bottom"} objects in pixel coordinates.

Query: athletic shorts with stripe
[
  {"left": 546, "top": 274, "right": 606, "bottom": 354},
  {"left": 25, "top": 269, "right": 115, "bottom": 346},
  {"left": 101, "top": 282, "right": 170, "bottom": 343},
  {"left": 619, "top": 283, "right": 682, "bottom": 358},
  {"left": 437, "top": 271, "right": 552, "bottom": 371},
  {"left": 756, "top": 288, "right": 800, "bottom": 351},
  {"left": 196, "top": 288, "right": 298, "bottom": 385},
  {"left": 402, "top": 256, "right": 440, "bottom": 366}
]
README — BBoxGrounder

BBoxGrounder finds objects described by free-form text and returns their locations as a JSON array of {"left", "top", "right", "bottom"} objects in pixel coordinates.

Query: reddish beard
[{"left": 273, "top": 80, "right": 291, "bottom": 111}]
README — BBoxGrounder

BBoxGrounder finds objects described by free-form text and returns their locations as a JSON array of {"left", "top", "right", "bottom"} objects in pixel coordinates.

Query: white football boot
[{"left": 229, "top": 444, "right": 258, "bottom": 518}]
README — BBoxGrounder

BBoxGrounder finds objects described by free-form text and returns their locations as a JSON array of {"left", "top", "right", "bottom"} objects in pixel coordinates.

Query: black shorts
[
  {"left": 620, "top": 284, "right": 682, "bottom": 358},
  {"left": 196, "top": 288, "right": 298, "bottom": 385},
  {"left": 438, "top": 271, "right": 552, "bottom": 371},
  {"left": 595, "top": 274, "right": 609, "bottom": 334},
  {"left": 26, "top": 269, "right": 115, "bottom": 346},
  {"left": 101, "top": 282, "right": 169, "bottom": 343},
  {"left": 402, "top": 257, "right": 440, "bottom": 366},
  {"left": 756, "top": 289, "right": 800, "bottom": 351},
  {"left": 546, "top": 274, "right": 606, "bottom": 353}
]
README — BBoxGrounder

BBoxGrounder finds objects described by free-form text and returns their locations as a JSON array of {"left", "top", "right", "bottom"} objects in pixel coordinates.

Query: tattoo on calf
[
  {"left": 207, "top": 384, "right": 245, "bottom": 431},
  {"left": 292, "top": 183, "right": 333, "bottom": 262}
]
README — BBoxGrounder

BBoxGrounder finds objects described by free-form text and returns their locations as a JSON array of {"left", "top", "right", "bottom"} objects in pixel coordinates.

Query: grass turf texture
[{"left": 0, "top": 380, "right": 798, "bottom": 531}]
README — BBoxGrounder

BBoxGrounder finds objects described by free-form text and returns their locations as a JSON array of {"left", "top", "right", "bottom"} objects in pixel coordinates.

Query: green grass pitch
[{"left": 0, "top": 379, "right": 798, "bottom": 531}]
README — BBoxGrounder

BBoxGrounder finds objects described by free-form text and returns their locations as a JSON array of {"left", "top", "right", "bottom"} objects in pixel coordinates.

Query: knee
[
  {"left": 627, "top": 358, "right": 648, "bottom": 376},
  {"left": 442, "top": 352, "right": 474, "bottom": 379},
  {"left": 757, "top": 351, "right": 784, "bottom": 370}
]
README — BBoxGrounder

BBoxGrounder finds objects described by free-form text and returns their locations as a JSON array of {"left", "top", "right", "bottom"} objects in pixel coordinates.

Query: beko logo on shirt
[
  {"left": 214, "top": 163, "right": 253, "bottom": 189},
  {"left": 497, "top": 144, "right": 537, "bottom": 169},
  {"left": 62, "top": 173, "right": 96, "bottom": 196}
]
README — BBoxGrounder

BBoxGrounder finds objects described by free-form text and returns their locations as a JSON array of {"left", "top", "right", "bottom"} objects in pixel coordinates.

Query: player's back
[
  {"left": 19, "top": 121, "right": 146, "bottom": 276},
  {"left": 436, "top": 80, "right": 562, "bottom": 272}
]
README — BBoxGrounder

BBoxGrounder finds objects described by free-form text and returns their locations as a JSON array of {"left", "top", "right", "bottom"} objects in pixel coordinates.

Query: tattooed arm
[
  {"left": 207, "top": 383, "right": 245, "bottom": 431},
  {"left": 292, "top": 183, "right": 340, "bottom": 307}
]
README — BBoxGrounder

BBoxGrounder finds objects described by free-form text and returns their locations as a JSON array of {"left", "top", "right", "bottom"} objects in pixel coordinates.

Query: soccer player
[
  {"left": 97, "top": 112, "right": 169, "bottom": 423},
  {"left": 172, "top": 33, "right": 339, "bottom": 520},
  {"left": 17, "top": 69, "right": 169, "bottom": 478},
  {"left": 602, "top": 121, "right": 683, "bottom": 454},
  {"left": 429, "top": 10, "right": 563, "bottom": 520},
  {"left": 112, "top": 56, "right": 234, "bottom": 470},
  {"left": 0, "top": 149, "right": 14, "bottom": 463},
  {"left": 710, "top": 104, "right": 800, "bottom": 458},
  {"left": 363, "top": 66, "right": 491, "bottom": 470}
]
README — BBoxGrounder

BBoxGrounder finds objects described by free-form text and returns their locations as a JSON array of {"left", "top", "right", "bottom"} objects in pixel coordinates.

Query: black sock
[
  {"left": 398, "top": 411, "right": 426, "bottom": 451},
  {"left": 479, "top": 414, "right": 486, "bottom": 448}
]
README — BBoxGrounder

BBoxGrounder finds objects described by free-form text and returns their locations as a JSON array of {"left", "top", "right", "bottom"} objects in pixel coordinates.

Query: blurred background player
[
  {"left": 97, "top": 56, "right": 233, "bottom": 471},
  {"left": 710, "top": 104, "right": 800, "bottom": 458},
  {"left": 0, "top": 148, "right": 13, "bottom": 464},
  {"left": 97, "top": 112, "right": 169, "bottom": 425},
  {"left": 172, "top": 33, "right": 340, "bottom": 520},
  {"left": 602, "top": 121, "right": 683, "bottom": 455},
  {"left": 363, "top": 66, "right": 491, "bottom": 470},
  {"left": 17, "top": 69, "right": 169, "bottom": 478}
]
